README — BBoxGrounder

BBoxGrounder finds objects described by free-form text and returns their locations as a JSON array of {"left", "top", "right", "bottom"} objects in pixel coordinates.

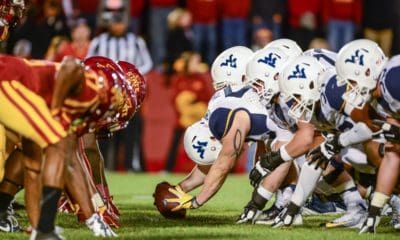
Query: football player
[
  {"left": 159, "top": 46, "right": 254, "bottom": 194},
  {"left": 265, "top": 40, "right": 385, "bottom": 229},
  {"left": 0, "top": 55, "right": 133, "bottom": 239},
  {"left": 328, "top": 39, "right": 400, "bottom": 233}
]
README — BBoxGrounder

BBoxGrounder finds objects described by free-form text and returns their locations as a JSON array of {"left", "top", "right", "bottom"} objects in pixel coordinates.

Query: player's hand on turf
[
  {"left": 165, "top": 186, "right": 201, "bottom": 211},
  {"left": 272, "top": 202, "right": 301, "bottom": 228},
  {"left": 249, "top": 161, "right": 271, "bottom": 187},
  {"left": 372, "top": 119, "right": 400, "bottom": 143},
  {"left": 359, "top": 206, "right": 381, "bottom": 234}
]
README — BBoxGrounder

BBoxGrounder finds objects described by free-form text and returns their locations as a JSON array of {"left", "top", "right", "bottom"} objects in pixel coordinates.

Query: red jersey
[{"left": 0, "top": 55, "right": 100, "bottom": 135}]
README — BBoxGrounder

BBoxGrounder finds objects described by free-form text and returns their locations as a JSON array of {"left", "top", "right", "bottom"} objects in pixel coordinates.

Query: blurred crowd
[{"left": 2, "top": 0, "right": 400, "bottom": 172}]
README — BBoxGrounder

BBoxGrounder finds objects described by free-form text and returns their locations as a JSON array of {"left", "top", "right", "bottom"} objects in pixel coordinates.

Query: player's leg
[
  {"left": 64, "top": 147, "right": 116, "bottom": 237},
  {"left": 237, "top": 140, "right": 293, "bottom": 224},
  {"left": 0, "top": 148, "right": 24, "bottom": 232},
  {"left": 361, "top": 150, "right": 400, "bottom": 233},
  {"left": 80, "top": 134, "right": 120, "bottom": 221}
]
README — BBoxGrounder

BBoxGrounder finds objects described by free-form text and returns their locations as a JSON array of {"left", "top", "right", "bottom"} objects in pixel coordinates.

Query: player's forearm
[
  {"left": 284, "top": 130, "right": 314, "bottom": 158},
  {"left": 196, "top": 154, "right": 235, "bottom": 205},
  {"left": 178, "top": 165, "right": 208, "bottom": 192}
]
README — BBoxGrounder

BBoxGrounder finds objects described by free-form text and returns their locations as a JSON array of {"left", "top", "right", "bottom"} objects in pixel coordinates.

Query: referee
[{"left": 87, "top": 9, "right": 152, "bottom": 171}]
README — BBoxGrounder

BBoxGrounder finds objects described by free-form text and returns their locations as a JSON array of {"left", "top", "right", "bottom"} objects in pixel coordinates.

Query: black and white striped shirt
[{"left": 87, "top": 32, "right": 153, "bottom": 74}]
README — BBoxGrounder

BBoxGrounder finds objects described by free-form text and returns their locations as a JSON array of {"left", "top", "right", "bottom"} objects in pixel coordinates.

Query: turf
[{"left": 2, "top": 173, "right": 399, "bottom": 239}]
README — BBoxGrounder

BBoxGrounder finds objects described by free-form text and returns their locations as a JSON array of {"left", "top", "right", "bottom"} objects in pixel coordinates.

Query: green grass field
[{"left": 2, "top": 173, "right": 399, "bottom": 239}]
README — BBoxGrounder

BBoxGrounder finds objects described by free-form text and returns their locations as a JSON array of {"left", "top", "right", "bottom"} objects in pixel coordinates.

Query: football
[{"left": 153, "top": 181, "right": 187, "bottom": 219}]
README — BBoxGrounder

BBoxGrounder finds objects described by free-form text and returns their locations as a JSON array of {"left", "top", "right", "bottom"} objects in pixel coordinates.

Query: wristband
[
  {"left": 279, "top": 145, "right": 293, "bottom": 161},
  {"left": 371, "top": 192, "right": 390, "bottom": 208},
  {"left": 192, "top": 197, "right": 202, "bottom": 208}
]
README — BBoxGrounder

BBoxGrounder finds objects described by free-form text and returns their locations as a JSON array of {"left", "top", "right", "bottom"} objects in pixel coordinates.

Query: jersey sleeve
[{"left": 323, "top": 75, "right": 347, "bottom": 112}]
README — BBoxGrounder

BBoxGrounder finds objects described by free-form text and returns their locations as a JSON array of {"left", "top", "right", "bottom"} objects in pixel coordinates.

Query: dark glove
[
  {"left": 359, "top": 206, "right": 382, "bottom": 234},
  {"left": 249, "top": 150, "right": 283, "bottom": 187},
  {"left": 249, "top": 161, "right": 270, "bottom": 187},
  {"left": 306, "top": 133, "right": 341, "bottom": 170},
  {"left": 272, "top": 202, "right": 301, "bottom": 228},
  {"left": 306, "top": 145, "right": 331, "bottom": 170},
  {"left": 373, "top": 119, "right": 400, "bottom": 143},
  {"left": 323, "top": 133, "right": 342, "bottom": 155}
]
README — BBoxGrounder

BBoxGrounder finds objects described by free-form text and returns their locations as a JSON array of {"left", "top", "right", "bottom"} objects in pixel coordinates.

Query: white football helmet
[
  {"left": 246, "top": 47, "right": 292, "bottom": 106},
  {"left": 211, "top": 46, "right": 253, "bottom": 90},
  {"left": 264, "top": 38, "right": 303, "bottom": 59},
  {"left": 336, "top": 39, "right": 387, "bottom": 109},
  {"left": 280, "top": 55, "right": 325, "bottom": 122},
  {"left": 183, "top": 121, "right": 222, "bottom": 165}
]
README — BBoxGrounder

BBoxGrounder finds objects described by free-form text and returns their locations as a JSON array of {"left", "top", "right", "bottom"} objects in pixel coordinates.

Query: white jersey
[
  {"left": 314, "top": 68, "right": 355, "bottom": 132},
  {"left": 207, "top": 86, "right": 276, "bottom": 141},
  {"left": 304, "top": 48, "right": 337, "bottom": 70},
  {"left": 268, "top": 95, "right": 298, "bottom": 133},
  {"left": 371, "top": 55, "right": 400, "bottom": 119}
]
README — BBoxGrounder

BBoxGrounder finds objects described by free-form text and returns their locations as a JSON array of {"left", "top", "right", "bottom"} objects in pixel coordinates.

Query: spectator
[
  {"left": 165, "top": 8, "right": 194, "bottom": 75},
  {"left": 97, "top": 0, "right": 130, "bottom": 32},
  {"left": 53, "top": 19, "right": 91, "bottom": 62},
  {"left": 129, "top": 0, "right": 145, "bottom": 34},
  {"left": 363, "top": 0, "right": 395, "bottom": 56},
  {"left": 76, "top": 0, "right": 99, "bottom": 32},
  {"left": 9, "top": 0, "right": 70, "bottom": 58},
  {"left": 250, "top": 0, "right": 284, "bottom": 39},
  {"left": 251, "top": 27, "right": 273, "bottom": 51},
  {"left": 286, "top": 0, "right": 322, "bottom": 50},
  {"left": 393, "top": 0, "right": 400, "bottom": 55},
  {"left": 165, "top": 52, "right": 213, "bottom": 172},
  {"left": 44, "top": 35, "right": 69, "bottom": 61},
  {"left": 187, "top": 0, "right": 218, "bottom": 65},
  {"left": 148, "top": 0, "right": 178, "bottom": 67},
  {"left": 322, "top": 0, "right": 362, "bottom": 52},
  {"left": 87, "top": 7, "right": 153, "bottom": 171},
  {"left": 12, "top": 39, "right": 32, "bottom": 58},
  {"left": 218, "top": 0, "right": 251, "bottom": 49},
  {"left": 308, "top": 37, "right": 330, "bottom": 49}
]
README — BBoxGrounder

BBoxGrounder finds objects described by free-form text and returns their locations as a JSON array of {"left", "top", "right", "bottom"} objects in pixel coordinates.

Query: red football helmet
[
  {"left": 84, "top": 56, "right": 138, "bottom": 134},
  {"left": 0, "top": 0, "right": 25, "bottom": 40},
  {"left": 117, "top": 61, "right": 147, "bottom": 107},
  {"left": 82, "top": 56, "right": 128, "bottom": 134}
]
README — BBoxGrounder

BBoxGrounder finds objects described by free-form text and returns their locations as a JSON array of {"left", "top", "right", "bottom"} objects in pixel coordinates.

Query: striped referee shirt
[{"left": 87, "top": 32, "right": 153, "bottom": 74}]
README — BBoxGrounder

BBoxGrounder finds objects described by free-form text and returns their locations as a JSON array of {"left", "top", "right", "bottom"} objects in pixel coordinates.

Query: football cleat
[
  {"left": 86, "top": 213, "right": 117, "bottom": 237},
  {"left": 254, "top": 205, "right": 282, "bottom": 225},
  {"left": 303, "top": 194, "right": 342, "bottom": 216},
  {"left": 236, "top": 204, "right": 262, "bottom": 224},
  {"left": 326, "top": 204, "right": 367, "bottom": 228},
  {"left": 30, "top": 229, "right": 65, "bottom": 240},
  {"left": 389, "top": 195, "right": 400, "bottom": 229},
  {"left": 0, "top": 212, "right": 20, "bottom": 232}
]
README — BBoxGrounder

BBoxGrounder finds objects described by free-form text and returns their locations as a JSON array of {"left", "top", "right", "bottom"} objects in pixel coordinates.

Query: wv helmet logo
[
  {"left": 220, "top": 54, "right": 237, "bottom": 68},
  {"left": 288, "top": 65, "right": 306, "bottom": 80},
  {"left": 345, "top": 49, "right": 365, "bottom": 66},
  {"left": 192, "top": 141, "right": 208, "bottom": 159},
  {"left": 257, "top": 53, "right": 279, "bottom": 68}
]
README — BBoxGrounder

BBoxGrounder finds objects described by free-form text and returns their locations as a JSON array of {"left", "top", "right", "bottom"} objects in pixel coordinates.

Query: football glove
[
  {"left": 272, "top": 202, "right": 301, "bottom": 228},
  {"left": 372, "top": 119, "right": 400, "bottom": 143},
  {"left": 359, "top": 206, "right": 381, "bottom": 234},
  {"left": 306, "top": 133, "right": 341, "bottom": 170},
  {"left": 249, "top": 161, "right": 270, "bottom": 187},
  {"left": 165, "top": 186, "right": 201, "bottom": 211},
  {"left": 236, "top": 201, "right": 262, "bottom": 224},
  {"left": 249, "top": 150, "right": 283, "bottom": 187}
]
